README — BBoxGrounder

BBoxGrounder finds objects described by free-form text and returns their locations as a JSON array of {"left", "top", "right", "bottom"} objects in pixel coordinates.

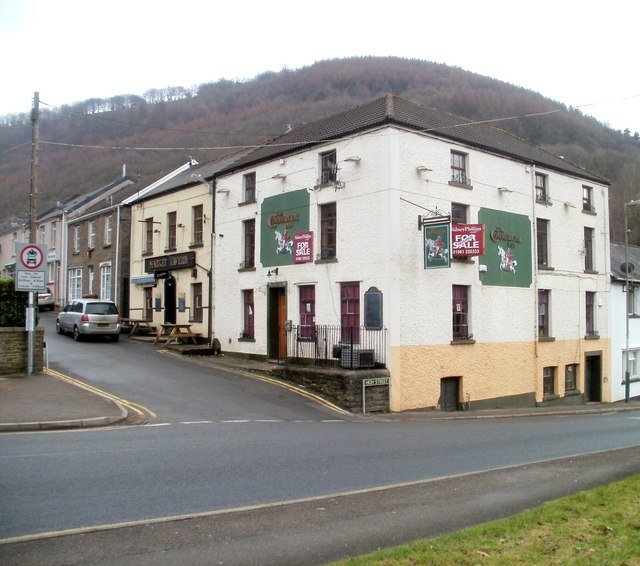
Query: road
[{"left": 1, "top": 313, "right": 639, "bottom": 565}]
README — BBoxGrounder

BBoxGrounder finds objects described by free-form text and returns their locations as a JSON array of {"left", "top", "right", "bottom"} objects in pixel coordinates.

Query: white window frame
[
  {"left": 68, "top": 268, "right": 82, "bottom": 300},
  {"left": 104, "top": 215, "right": 113, "bottom": 246},
  {"left": 100, "top": 262, "right": 112, "bottom": 300},
  {"left": 88, "top": 221, "right": 96, "bottom": 249},
  {"left": 73, "top": 226, "right": 81, "bottom": 253}
]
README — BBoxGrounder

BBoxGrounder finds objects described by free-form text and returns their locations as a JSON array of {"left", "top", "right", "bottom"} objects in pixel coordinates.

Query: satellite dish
[{"left": 620, "top": 262, "right": 635, "bottom": 274}]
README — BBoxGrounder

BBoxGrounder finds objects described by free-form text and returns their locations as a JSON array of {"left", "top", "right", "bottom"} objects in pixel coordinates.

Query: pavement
[{"left": 2, "top": 352, "right": 640, "bottom": 432}]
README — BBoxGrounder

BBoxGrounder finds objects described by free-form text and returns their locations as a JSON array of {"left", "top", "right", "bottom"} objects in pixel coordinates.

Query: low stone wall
[
  {"left": 0, "top": 327, "right": 44, "bottom": 374},
  {"left": 270, "top": 365, "right": 390, "bottom": 413}
]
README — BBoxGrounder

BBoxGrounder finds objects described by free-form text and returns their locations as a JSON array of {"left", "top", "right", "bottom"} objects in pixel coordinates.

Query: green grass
[{"left": 330, "top": 474, "right": 640, "bottom": 565}]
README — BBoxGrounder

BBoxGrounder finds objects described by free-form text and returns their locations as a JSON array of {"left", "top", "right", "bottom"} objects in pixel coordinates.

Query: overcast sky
[{"left": 1, "top": 0, "right": 638, "bottom": 137}]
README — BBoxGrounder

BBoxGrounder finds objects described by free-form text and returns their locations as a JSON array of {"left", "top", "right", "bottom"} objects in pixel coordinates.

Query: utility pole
[
  {"left": 30, "top": 92, "right": 40, "bottom": 241},
  {"left": 28, "top": 92, "right": 40, "bottom": 375}
]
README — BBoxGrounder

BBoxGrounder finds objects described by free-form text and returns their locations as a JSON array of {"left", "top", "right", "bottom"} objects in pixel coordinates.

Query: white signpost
[{"left": 15, "top": 243, "right": 48, "bottom": 375}]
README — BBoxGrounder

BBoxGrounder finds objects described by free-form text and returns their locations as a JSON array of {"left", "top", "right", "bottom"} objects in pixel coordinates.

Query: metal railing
[{"left": 284, "top": 325, "right": 387, "bottom": 369}]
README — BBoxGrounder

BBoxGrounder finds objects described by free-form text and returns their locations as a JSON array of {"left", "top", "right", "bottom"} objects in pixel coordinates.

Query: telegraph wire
[{"left": 11, "top": 94, "right": 640, "bottom": 155}]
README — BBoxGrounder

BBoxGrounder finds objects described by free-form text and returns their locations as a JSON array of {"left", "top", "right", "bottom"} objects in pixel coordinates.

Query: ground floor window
[
  {"left": 191, "top": 283, "right": 203, "bottom": 322},
  {"left": 340, "top": 282, "right": 360, "bottom": 342},
  {"left": 68, "top": 268, "right": 82, "bottom": 300},
  {"left": 565, "top": 364, "right": 578, "bottom": 391},
  {"left": 299, "top": 285, "right": 315, "bottom": 339},
  {"left": 100, "top": 263, "right": 112, "bottom": 301},
  {"left": 242, "top": 289, "right": 254, "bottom": 339},
  {"left": 543, "top": 366, "right": 556, "bottom": 397},
  {"left": 143, "top": 287, "right": 153, "bottom": 321},
  {"left": 452, "top": 285, "right": 470, "bottom": 340}
]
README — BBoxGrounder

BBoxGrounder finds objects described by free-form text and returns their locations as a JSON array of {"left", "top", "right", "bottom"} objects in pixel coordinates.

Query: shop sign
[
  {"left": 424, "top": 223, "right": 451, "bottom": 269},
  {"left": 145, "top": 251, "right": 195, "bottom": 273},
  {"left": 452, "top": 224, "right": 484, "bottom": 257}
]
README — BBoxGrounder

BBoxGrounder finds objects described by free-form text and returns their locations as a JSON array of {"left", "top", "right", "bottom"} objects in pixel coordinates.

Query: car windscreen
[{"left": 86, "top": 303, "right": 118, "bottom": 315}]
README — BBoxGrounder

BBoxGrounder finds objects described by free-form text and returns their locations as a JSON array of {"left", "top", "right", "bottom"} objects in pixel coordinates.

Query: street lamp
[{"left": 624, "top": 198, "right": 640, "bottom": 403}]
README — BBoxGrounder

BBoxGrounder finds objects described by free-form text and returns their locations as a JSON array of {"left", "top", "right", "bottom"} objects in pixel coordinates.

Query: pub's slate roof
[{"left": 218, "top": 94, "right": 609, "bottom": 185}]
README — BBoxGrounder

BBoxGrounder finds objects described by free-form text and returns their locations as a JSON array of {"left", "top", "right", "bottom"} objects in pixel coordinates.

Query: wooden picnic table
[
  {"left": 122, "top": 318, "right": 157, "bottom": 338},
  {"left": 154, "top": 323, "right": 201, "bottom": 345}
]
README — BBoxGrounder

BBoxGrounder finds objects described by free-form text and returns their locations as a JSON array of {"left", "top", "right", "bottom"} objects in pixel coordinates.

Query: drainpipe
[{"left": 114, "top": 205, "right": 121, "bottom": 309}]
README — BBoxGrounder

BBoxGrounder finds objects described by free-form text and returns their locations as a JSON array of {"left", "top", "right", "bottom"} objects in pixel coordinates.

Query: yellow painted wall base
[{"left": 389, "top": 338, "right": 611, "bottom": 412}]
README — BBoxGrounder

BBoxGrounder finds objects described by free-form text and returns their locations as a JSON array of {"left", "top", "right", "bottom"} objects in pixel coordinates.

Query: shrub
[{"left": 0, "top": 278, "right": 28, "bottom": 327}]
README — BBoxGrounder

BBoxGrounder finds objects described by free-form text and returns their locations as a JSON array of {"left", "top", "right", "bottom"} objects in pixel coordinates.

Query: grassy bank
[{"left": 330, "top": 474, "right": 640, "bottom": 565}]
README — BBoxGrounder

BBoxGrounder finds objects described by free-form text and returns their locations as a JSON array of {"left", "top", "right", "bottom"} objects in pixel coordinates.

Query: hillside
[{"left": 1, "top": 56, "right": 638, "bottom": 243}]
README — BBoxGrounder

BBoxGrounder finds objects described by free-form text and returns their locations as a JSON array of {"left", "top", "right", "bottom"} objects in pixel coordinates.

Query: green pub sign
[
  {"left": 260, "top": 190, "right": 310, "bottom": 267},
  {"left": 478, "top": 208, "right": 532, "bottom": 287}
]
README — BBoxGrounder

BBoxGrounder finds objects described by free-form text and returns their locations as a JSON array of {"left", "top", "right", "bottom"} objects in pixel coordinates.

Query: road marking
[
  {"left": 142, "top": 423, "right": 172, "bottom": 427},
  {"left": 180, "top": 421, "right": 214, "bottom": 425},
  {"left": 220, "top": 419, "right": 251, "bottom": 423},
  {"left": 45, "top": 369, "right": 157, "bottom": 421}
]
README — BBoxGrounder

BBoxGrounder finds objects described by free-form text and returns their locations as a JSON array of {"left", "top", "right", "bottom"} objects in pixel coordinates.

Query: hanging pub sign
[
  {"left": 294, "top": 231, "right": 314, "bottom": 263},
  {"left": 452, "top": 224, "right": 485, "bottom": 257},
  {"left": 423, "top": 223, "right": 451, "bottom": 269}
]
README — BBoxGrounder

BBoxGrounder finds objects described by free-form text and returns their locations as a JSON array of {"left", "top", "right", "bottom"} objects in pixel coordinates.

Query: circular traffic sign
[{"left": 19, "top": 245, "right": 45, "bottom": 270}]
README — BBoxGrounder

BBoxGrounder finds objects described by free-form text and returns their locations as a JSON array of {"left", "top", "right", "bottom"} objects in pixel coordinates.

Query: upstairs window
[
  {"left": 450, "top": 151, "right": 468, "bottom": 185},
  {"left": 452, "top": 285, "right": 470, "bottom": 340},
  {"left": 535, "top": 173, "right": 549, "bottom": 202},
  {"left": 144, "top": 218, "right": 154, "bottom": 254},
  {"left": 192, "top": 204, "right": 204, "bottom": 245},
  {"left": 166, "top": 211, "right": 177, "bottom": 251},
  {"left": 242, "top": 219, "right": 255, "bottom": 269},
  {"left": 536, "top": 218, "right": 550, "bottom": 267},
  {"left": 319, "top": 203, "right": 337, "bottom": 260},
  {"left": 104, "top": 215, "right": 113, "bottom": 246},
  {"left": 243, "top": 172, "right": 256, "bottom": 202},
  {"left": 88, "top": 221, "right": 96, "bottom": 249},
  {"left": 585, "top": 291, "right": 597, "bottom": 337},
  {"left": 73, "top": 226, "right": 81, "bottom": 253},
  {"left": 584, "top": 227, "right": 595, "bottom": 271},
  {"left": 320, "top": 150, "right": 337, "bottom": 185},
  {"left": 451, "top": 202, "right": 468, "bottom": 225},
  {"left": 538, "top": 289, "right": 550, "bottom": 338},
  {"left": 582, "top": 185, "right": 595, "bottom": 212}
]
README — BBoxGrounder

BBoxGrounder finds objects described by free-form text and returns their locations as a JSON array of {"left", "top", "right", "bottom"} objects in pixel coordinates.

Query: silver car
[
  {"left": 37, "top": 287, "right": 55, "bottom": 311},
  {"left": 56, "top": 299, "right": 121, "bottom": 342}
]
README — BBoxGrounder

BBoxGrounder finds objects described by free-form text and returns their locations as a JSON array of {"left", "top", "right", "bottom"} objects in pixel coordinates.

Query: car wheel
[
  {"left": 111, "top": 334, "right": 120, "bottom": 342},
  {"left": 73, "top": 326, "right": 82, "bottom": 341},
  {"left": 56, "top": 320, "right": 64, "bottom": 335}
]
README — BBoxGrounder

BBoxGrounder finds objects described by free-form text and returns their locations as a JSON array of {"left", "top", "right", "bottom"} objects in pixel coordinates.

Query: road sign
[{"left": 15, "top": 243, "right": 48, "bottom": 292}]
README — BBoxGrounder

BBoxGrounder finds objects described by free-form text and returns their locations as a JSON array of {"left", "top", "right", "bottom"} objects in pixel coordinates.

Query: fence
[{"left": 284, "top": 325, "right": 387, "bottom": 369}]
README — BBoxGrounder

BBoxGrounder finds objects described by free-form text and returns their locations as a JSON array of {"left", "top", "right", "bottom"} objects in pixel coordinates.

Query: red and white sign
[
  {"left": 19, "top": 244, "right": 45, "bottom": 269},
  {"left": 452, "top": 224, "right": 485, "bottom": 257},
  {"left": 294, "top": 231, "right": 314, "bottom": 263},
  {"left": 15, "top": 243, "right": 48, "bottom": 292}
]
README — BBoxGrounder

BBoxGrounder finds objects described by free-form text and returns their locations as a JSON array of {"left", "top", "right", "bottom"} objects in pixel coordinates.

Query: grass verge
[{"left": 330, "top": 473, "right": 640, "bottom": 565}]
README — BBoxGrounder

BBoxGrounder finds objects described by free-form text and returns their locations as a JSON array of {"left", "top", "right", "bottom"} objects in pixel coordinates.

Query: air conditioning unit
[{"left": 340, "top": 347, "right": 375, "bottom": 369}]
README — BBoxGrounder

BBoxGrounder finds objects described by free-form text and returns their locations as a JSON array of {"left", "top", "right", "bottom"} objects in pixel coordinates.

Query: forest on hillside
[{"left": 1, "top": 56, "right": 638, "bottom": 243}]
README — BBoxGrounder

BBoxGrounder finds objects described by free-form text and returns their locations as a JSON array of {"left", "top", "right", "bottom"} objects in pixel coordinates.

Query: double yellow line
[{"left": 46, "top": 369, "right": 156, "bottom": 421}]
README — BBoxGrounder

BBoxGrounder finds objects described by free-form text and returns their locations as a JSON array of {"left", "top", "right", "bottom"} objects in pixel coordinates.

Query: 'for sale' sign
[{"left": 452, "top": 225, "right": 484, "bottom": 257}]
